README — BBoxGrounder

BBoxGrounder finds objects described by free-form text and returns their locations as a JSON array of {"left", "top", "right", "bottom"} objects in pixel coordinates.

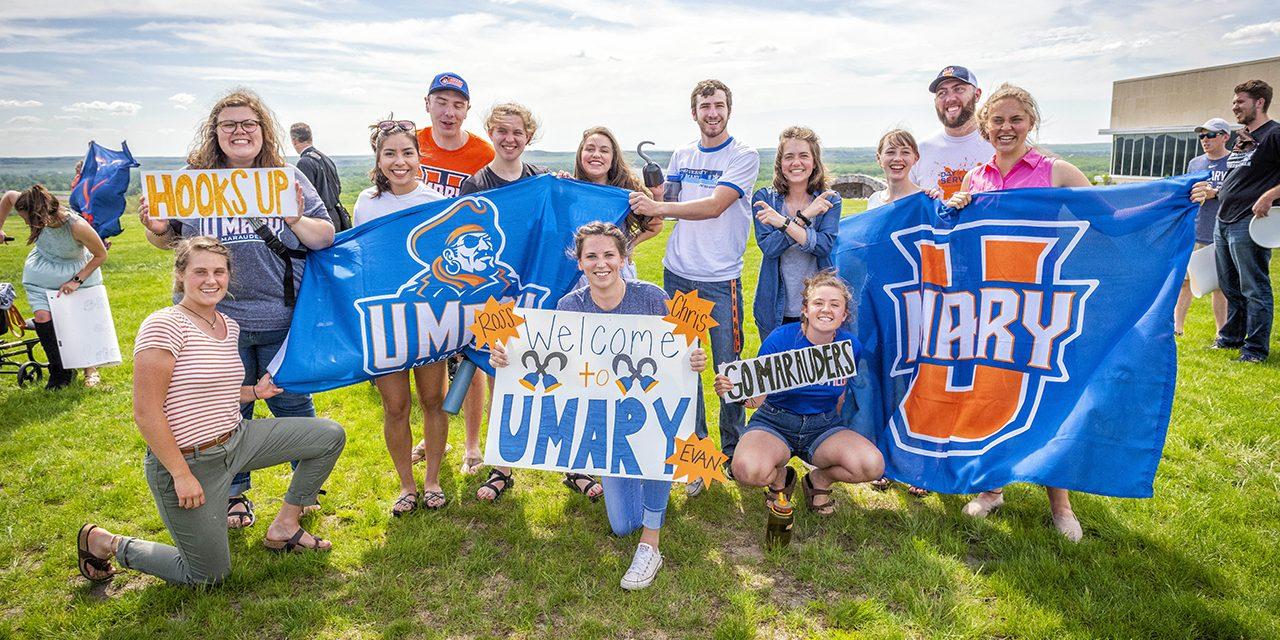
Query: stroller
[{"left": 0, "top": 283, "right": 47, "bottom": 387}]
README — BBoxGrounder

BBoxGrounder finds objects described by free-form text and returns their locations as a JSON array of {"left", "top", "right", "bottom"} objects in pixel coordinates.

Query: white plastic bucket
[{"left": 1187, "top": 244, "right": 1218, "bottom": 298}]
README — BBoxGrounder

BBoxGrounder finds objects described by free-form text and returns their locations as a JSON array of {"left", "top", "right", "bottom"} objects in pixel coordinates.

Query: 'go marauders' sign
[
  {"left": 485, "top": 307, "right": 699, "bottom": 481},
  {"left": 142, "top": 168, "right": 298, "bottom": 219},
  {"left": 717, "top": 340, "right": 857, "bottom": 403}
]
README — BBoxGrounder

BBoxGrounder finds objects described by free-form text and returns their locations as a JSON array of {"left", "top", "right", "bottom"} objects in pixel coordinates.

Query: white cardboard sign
[{"left": 46, "top": 286, "right": 122, "bottom": 369}]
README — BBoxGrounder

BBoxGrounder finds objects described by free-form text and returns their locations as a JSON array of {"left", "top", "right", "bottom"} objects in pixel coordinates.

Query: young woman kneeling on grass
[
  {"left": 717, "top": 271, "right": 883, "bottom": 517},
  {"left": 76, "top": 237, "right": 346, "bottom": 586},
  {"left": 489, "top": 222, "right": 707, "bottom": 590}
]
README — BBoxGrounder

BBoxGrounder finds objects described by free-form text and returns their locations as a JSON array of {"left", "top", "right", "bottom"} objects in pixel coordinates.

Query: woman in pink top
[
  {"left": 75, "top": 237, "right": 347, "bottom": 586},
  {"left": 945, "top": 84, "right": 1091, "bottom": 543}
]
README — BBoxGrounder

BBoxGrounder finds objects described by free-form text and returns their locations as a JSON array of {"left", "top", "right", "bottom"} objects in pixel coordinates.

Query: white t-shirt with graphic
[
  {"left": 662, "top": 136, "right": 761, "bottom": 281},
  {"left": 909, "top": 129, "right": 994, "bottom": 199},
  {"left": 353, "top": 183, "right": 445, "bottom": 226}
]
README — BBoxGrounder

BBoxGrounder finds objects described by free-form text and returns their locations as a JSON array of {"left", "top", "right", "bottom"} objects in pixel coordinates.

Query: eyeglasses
[
  {"left": 376, "top": 120, "right": 416, "bottom": 133},
  {"left": 216, "top": 119, "right": 261, "bottom": 134},
  {"left": 1198, "top": 131, "right": 1225, "bottom": 140}
]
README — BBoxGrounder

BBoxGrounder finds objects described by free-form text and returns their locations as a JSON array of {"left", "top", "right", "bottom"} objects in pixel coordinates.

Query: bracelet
[
  {"left": 252, "top": 387, "right": 260, "bottom": 400},
  {"left": 781, "top": 217, "right": 792, "bottom": 230},
  {"left": 794, "top": 211, "right": 812, "bottom": 227}
]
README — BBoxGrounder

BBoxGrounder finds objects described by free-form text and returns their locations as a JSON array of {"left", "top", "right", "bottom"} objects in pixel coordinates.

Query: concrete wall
[{"left": 1109, "top": 57, "right": 1280, "bottom": 130}]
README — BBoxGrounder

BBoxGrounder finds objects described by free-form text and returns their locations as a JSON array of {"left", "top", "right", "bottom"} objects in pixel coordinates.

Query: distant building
[{"left": 1099, "top": 56, "right": 1280, "bottom": 182}]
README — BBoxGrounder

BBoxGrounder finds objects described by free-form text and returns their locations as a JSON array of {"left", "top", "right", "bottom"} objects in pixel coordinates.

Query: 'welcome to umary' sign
[
  {"left": 485, "top": 308, "right": 698, "bottom": 480},
  {"left": 717, "top": 340, "right": 857, "bottom": 403}
]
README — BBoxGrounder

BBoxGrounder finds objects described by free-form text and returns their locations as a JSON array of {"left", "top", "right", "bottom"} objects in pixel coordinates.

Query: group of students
[{"left": 17, "top": 64, "right": 1263, "bottom": 593}]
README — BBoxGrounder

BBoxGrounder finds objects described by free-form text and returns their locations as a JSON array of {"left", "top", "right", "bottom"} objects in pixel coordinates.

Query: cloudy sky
[{"left": 1, "top": 1, "right": 1278, "bottom": 157}]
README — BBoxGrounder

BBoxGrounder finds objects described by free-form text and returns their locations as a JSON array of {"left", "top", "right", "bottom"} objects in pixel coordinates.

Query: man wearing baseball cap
[
  {"left": 911, "top": 65, "right": 994, "bottom": 199},
  {"left": 1175, "top": 118, "right": 1233, "bottom": 336}
]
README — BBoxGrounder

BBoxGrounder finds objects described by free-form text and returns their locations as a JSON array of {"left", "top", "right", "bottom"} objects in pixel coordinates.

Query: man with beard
[
  {"left": 1194, "top": 80, "right": 1280, "bottom": 363},
  {"left": 911, "top": 65, "right": 994, "bottom": 199},
  {"left": 629, "top": 79, "right": 761, "bottom": 496}
]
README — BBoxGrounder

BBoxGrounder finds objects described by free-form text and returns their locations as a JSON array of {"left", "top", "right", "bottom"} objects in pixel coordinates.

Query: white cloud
[
  {"left": 7, "top": 115, "right": 39, "bottom": 124},
  {"left": 1224, "top": 21, "right": 1280, "bottom": 43},
  {"left": 0, "top": 99, "right": 42, "bottom": 107},
  {"left": 63, "top": 100, "right": 142, "bottom": 115},
  {"left": 168, "top": 92, "right": 196, "bottom": 109}
]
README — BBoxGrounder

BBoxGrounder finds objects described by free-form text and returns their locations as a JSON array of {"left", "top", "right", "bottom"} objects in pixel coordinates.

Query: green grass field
[{"left": 1, "top": 194, "right": 1278, "bottom": 640}]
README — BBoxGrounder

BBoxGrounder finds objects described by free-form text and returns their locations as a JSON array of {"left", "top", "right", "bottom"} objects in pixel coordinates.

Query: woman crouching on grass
[
  {"left": 353, "top": 117, "right": 448, "bottom": 516},
  {"left": 717, "top": 271, "right": 883, "bottom": 517},
  {"left": 944, "top": 83, "right": 1092, "bottom": 542},
  {"left": 489, "top": 222, "right": 707, "bottom": 590},
  {"left": 76, "top": 237, "right": 346, "bottom": 585}
]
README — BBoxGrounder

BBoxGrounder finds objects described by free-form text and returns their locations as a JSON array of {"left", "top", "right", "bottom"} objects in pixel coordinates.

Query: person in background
[
  {"left": 718, "top": 271, "right": 883, "bottom": 517},
  {"left": 67, "top": 158, "right": 101, "bottom": 387},
  {"left": 75, "top": 237, "right": 345, "bottom": 586},
  {"left": 1175, "top": 118, "right": 1231, "bottom": 336},
  {"left": 867, "top": 129, "right": 923, "bottom": 209},
  {"left": 912, "top": 65, "right": 994, "bottom": 200},
  {"left": 1193, "top": 80, "right": 1280, "bottom": 364},
  {"left": 137, "top": 87, "right": 335, "bottom": 531},
  {"left": 291, "top": 122, "right": 350, "bottom": 232},
  {"left": 353, "top": 117, "right": 447, "bottom": 514},
  {"left": 945, "top": 83, "right": 1092, "bottom": 542},
  {"left": 572, "top": 125, "right": 664, "bottom": 281},
  {"left": 490, "top": 222, "right": 706, "bottom": 590},
  {"left": 0, "top": 185, "right": 107, "bottom": 390},
  {"left": 628, "top": 79, "right": 761, "bottom": 495},
  {"left": 750, "top": 126, "right": 840, "bottom": 341},
  {"left": 408, "top": 73, "right": 497, "bottom": 474}
]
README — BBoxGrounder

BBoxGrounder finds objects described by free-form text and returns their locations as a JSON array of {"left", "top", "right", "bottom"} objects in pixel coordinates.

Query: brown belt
[{"left": 178, "top": 428, "right": 237, "bottom": 455}]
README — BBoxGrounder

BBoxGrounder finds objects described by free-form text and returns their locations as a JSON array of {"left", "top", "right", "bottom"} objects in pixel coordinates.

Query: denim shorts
[{"left": 743, "top": 402, "right": 848, "bottom": 463}]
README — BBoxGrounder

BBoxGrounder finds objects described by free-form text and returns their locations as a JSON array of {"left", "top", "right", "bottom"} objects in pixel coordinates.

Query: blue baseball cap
[
  {"left": 929, "top": 65, "right": 978, "bottom": 93},
  {"left": 428, "top": 72, "right": 470, "bottom": 100}
]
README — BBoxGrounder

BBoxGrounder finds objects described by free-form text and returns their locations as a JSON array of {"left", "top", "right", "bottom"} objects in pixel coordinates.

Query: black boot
[{"left": 33, "top": 320, "right": 76, "bottom": 390}]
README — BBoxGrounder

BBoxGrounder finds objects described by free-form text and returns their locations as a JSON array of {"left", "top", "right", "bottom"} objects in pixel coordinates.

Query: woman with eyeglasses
[
  {"left": 137, "top": 88, "right": 336, "bottom": 532},
  {"left": 353, "top": 117, "right": 449, "bottom": 514}
]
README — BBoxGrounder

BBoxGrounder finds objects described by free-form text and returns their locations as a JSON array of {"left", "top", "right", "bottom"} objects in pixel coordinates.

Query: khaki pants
[{"left": 117, "top": 417, "right": 346, "bottom": 585}]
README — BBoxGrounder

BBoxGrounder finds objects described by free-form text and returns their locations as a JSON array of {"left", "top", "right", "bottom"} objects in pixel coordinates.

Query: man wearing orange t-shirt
[
  {"left": 411, "top": 72, "right": 496, "bottom": 476},
  {"left": 418, "top": 72, "right": 495, "bottom": 198}
]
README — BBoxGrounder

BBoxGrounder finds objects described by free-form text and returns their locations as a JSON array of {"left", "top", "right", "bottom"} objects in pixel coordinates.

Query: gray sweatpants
[{"left": 117, "top": 417, "right": 346, "bottom": 585}]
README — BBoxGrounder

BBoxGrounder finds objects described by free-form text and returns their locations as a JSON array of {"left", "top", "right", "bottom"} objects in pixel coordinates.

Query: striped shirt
[{"left": 134, "top": 307, "right": 244, "bottom": 448}]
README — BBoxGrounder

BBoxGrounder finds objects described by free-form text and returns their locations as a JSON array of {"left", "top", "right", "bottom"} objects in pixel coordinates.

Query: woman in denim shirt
[{"left": 751, "top": 126, "right": 841, "bottom": 341}]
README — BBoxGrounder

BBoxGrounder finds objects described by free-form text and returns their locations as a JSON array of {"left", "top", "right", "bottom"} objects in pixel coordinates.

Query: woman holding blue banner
[
  {"left": 490, "top": 222, "right": 707, "bottom": 590},
  {"left": 944, "top": 83, "right": 1091, "bottom": 542},
  {"left": 572, "top": 126, "right": 664, "bottom": 281},
  {"left": 137, "top": 88, "right": 336, "bottom": 530},
  {"left": 716, "top": 271, "right": 883, "bottom": 517},
  {"left": 353, "top": 117, "right": 448, "bottom": 514}
]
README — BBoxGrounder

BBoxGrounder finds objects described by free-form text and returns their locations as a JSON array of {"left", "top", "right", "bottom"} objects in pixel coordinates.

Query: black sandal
[
  {"left": 802, "top": 473, "right": 836, "bottom": 516},
  {"left": 391, "top": 492, "right": 418, "bottom": 517},
  {"left": 906, "top": 485, "right": 931, "bottom": 498},
  {"left": 870, "top": 476, "right": 892, "bottom": 491},
  {"left": 421, "top": 490, "right": 448, "bottom": 510},
  {"left": 562, "top": 473, "right": 602, "bottom": 502},
  {"left": 263, "top": 528, "right": 329, "bottom": 553},
  {"left": 77, "top": 523, "right": 116, "bottom": 582},
  {"left": 227, "top": 496, "right": 255, "bottom": 528},
  {"left": 477, "top": 468, "right": 514, "bottom": 502},
  {"left": 764, "top": 466, "right": 797, "bottom": 509}
]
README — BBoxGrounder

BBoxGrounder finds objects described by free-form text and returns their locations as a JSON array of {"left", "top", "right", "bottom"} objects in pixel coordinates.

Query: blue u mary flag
[
  {"left": 270, "top": 175, "right": 630, "bottom": 394},
  {"left": 69, "top": 140, "right": 139, "bottom": 240},
  {"left": 837, "top": 174, "right": 1202, "bottom": 498}
]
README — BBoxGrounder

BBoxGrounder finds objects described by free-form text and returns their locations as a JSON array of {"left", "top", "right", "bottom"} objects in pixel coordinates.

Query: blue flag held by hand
[
  {"left": 836, "top": 174, "right": 1202, "bottom": 498},
  {"left": 270, "top": 175, "right": 631, "bottom": 394},
  {"left": 69, "top": 140, "right": 139, "bottom": 240}
]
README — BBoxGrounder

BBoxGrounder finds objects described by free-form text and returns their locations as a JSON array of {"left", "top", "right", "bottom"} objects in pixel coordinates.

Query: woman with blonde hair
[
  {"left": 137, "top": 87, "right": 335, "bottom": 531},
  {"left": 751, "top": 126, "right": 841, "bottom": 341},
  {"left": 945, "top": 83, "right": 1091, "bottom": 541}
]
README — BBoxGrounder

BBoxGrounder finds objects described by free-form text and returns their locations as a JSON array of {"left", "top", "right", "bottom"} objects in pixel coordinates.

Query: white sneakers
[
  {"left": 620, "top": 542, "right": 663, "bottom": 591},
  {"left": 685, "top": 478, "right": 705, "bottom": 498}
]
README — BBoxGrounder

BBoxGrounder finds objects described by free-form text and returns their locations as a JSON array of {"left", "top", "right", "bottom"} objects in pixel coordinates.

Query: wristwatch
[
  {"left": 781, "top": 217, "right": 792, "bottom": 230},
  {"left": 71, "top": 275, "right": 84, "bottom": 284}
]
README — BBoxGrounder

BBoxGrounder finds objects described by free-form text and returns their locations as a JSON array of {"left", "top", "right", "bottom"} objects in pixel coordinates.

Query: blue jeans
[
  {"left": 743, "top": 402, "right": 846, "bottom": 464},
  {"left": 1215, "top": 217, "right": 1273, "bottom": 358},
  {"left": 663, "top": 269, "right": 745, "bottom": 457},
  {"left": 602, "top": 477, "right": 671, "bottom": 535},
  {"left": 230, "top": 328, "right": 317, "bottom": 497}
]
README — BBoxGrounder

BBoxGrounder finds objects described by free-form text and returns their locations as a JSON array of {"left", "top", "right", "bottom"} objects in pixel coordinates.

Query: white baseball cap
[{"left": 1195, "top": 117, "right": 1232, "bottom": 134}]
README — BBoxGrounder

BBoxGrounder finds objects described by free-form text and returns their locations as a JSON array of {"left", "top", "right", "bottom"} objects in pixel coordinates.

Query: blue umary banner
[
  {"left": 270, "top": 175, "right": 630, "bottom": 393},
  {"left": 69, "top": 140, "right": 139, "bottom": 240},
  {"left": 837, "top": 174, "right": 1202, "bottom": 498}
]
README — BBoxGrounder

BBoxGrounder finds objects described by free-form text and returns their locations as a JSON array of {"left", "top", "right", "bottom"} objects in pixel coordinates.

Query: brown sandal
[
  {"left": 802, "top": 474, "right": 836, "bottom": 516},
  {"left": 263, "top": 528, "right": 330, "bottom": 553},
  {"left": 77, "top": 523, "right": 117, "bottom": 582},
  {"left": 764, "top": 466, "right": 797, "bottom": 509}
]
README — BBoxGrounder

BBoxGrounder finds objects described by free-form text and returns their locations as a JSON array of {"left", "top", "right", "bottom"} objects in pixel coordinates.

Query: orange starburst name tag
[
  {"left": 664, "top": 434, "right": 728, "bottom": 486},
  {"left": 470, "top": 297, "right": 525, "bottom": 349},
  {"left": 662, "top": 289, "right": 717, "bottom": 346}
]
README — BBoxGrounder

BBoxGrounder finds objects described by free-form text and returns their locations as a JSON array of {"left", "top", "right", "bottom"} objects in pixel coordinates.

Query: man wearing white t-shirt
[
  {"left": 630, "top": 79, "right": 761, "bottom": 495},
  {"left": 910, "top": 65, "right": 994, "bottom": 199}
]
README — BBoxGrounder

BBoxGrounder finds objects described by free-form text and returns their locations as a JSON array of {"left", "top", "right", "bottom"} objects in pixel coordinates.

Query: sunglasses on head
[
  {"left": 376, "top": 120, "right": 416, "bottom": 133},
  {"left": 1198, "top": 131, "right": 1225, "bottom": 140}
]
